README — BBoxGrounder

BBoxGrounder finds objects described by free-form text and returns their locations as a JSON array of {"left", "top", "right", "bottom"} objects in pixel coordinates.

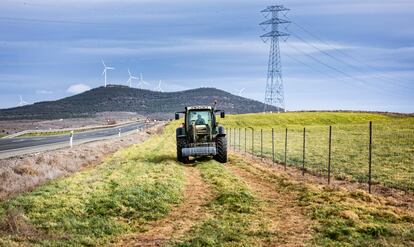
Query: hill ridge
[{"left": 0, "top": 86, "right": 279, "bottom": 120}]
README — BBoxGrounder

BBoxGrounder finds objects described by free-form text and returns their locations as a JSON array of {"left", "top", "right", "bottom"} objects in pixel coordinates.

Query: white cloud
[
  {"left": 67, "top": 38, "right": 351, "bottom": 57},
  {"left": 36, "top": 89, "right": 53, "bottom": 94},
  {"left": 66, "top": 84, "right": 91, "bottom": 94}
]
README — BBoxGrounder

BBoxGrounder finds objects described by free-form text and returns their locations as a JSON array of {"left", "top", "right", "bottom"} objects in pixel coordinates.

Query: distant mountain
[{"left": 0, "top": 86, "right": 280, "bottom": 120}]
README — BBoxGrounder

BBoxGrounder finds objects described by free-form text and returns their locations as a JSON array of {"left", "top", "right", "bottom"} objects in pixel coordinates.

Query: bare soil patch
[
  {"left": 227, "top": 159, "right": 313, "bottom": 247},
  {"left": 115, "top": 166, "right": 213, "bottom": 247},
  {"left": 0, "top": 125, "right": 163, "bottom": 201}
]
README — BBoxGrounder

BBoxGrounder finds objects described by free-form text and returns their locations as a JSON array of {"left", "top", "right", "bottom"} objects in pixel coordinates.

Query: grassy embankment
[
  {"left": 19, "top": 130, "right": 73, "bottom": 137},
  {"left": 0, "top": 125, "right": 185, "bottom": 246},
  {"left": 221, "top": 112, "right": 414, "bottom": 190},
  {"left": 18, "top": 127, "right": 111, "bottom": 138}
]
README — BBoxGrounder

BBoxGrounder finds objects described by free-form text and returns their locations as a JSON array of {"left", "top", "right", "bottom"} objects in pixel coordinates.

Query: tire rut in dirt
[
  {"left": 227, "top": 160, "right": 313, "bottom": 247},
  {"left": 115, "top": 166, "right": 213, "bottom": 247}
]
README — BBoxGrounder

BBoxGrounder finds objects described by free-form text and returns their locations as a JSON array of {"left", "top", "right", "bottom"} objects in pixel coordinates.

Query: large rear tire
[
  {"left": 214, "top": 136, "right": 227, "bottom": 163},
  {"left": 177, "top": 138, "right": 190, "bottom": 164}
]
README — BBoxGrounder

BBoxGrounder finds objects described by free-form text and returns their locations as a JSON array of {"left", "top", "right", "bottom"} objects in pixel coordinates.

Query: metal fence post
[
  {"left": 303, "top": 127, "right": 306, "bottom": 176},
  {"left": 229, "top": 128, "right": 232, "bottom": 148},
  {"left": 328, "top": 126, "right": 332, "bottom": 185},
  {"left": 252, "top": 129, "right": 254, "bottom": 157},
  {"left": 261, "top": 129, "right": 263, "bottom": 161},
  {"left": 238, "top": 128, "right": 241, "bottom": 152},
  {"left": 233, "top": 128, "right": 236, "bottom": 151},
  {"left": 272, "top": 128, "right": 275, "bottom": 165},
  {"left": 368, "top": 121, "right": 372, "bottom": 193},
  {"left": 284, "top": 128, "right": 288, "bottom": 170},
  {"left": 244, "top": 128, "right": 247, "bottom": 155}
]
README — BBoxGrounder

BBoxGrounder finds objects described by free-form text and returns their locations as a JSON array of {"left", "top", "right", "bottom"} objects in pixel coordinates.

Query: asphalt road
[{"left": 0, "top": 121, "right": 149, "bottom": 157}]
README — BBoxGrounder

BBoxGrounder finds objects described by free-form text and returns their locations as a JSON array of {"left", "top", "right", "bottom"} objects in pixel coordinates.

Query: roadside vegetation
[
  {"left": 18, "top": 127, "right": 107, "bottom": 138},
  {"left": 0, "top": 125, "right": 185, "bottom": 246},
  {"left": 222, "top": 112, "right": 414, "bottom": 191},
  {"left": 18, "top": 130, "right": 73, "bottom": 137}
]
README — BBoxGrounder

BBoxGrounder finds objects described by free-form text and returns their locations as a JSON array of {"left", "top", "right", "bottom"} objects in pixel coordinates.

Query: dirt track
[
  {"left": 114, "top": 155, "right": 314, "bottom": 247},
  {"left": 115, "top": 166, "right": 213, "bottom": 247},
  {"left": 227, "top": 163, "right": 312, "bottom": 246}
]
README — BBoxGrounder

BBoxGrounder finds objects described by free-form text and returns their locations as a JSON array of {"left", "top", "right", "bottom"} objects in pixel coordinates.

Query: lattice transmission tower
[{"left": 260, "top": 5, "right": 290, "bottom": 112}]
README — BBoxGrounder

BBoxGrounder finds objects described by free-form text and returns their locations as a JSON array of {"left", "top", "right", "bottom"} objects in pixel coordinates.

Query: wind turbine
[
  {"left": 18, "top": 95, "right": 28, "bottom": 107},
  {"left": 236, "top": 88, "right": 245, "bottom": 97},
  {"left": 101, "top": 60, "right": 114, "bottom": 87},
  {"left": 126, "top": 69, "right": 139, "bottom": 87},
  {"left": 154, "top": 80, "right": 163, "bottom": 92},
  {"left": 137, "top": 73, "right": 150, "bottom": 89}
]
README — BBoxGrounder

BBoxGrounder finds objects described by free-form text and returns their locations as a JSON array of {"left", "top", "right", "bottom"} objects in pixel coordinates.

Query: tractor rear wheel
[
  {"left": 177, "top": 138, "right": 190, "bottom": 164},
  {"left": 214, "top": 136, "right": 227, "bottom": 163}
]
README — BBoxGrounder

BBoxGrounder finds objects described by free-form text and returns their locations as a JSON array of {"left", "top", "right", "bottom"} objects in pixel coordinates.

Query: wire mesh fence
[{"left": 227, "top": 122, "right": 414, "bottom": 193}]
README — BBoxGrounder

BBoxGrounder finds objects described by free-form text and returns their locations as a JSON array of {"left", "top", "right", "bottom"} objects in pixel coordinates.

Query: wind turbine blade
[
  {"left": 102, "top": 59, "right": 106, "bottom": 67},
  {"left": 107, "top": 67, "right": 115, "bottom": 70},
  {"left": 128, "top": 69, "right": 131, "bottom": 76},
  {"left": 102, "top": 69, "right": 106, "bottom": 76}
]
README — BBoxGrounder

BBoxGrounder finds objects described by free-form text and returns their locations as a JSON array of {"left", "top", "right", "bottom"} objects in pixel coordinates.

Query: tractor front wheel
[{"left": 214, "top": 136, "right": 227, "bottom": 163}]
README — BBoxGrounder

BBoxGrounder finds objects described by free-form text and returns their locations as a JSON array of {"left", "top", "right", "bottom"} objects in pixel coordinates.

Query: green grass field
[
  {"left": 19, "top": 130, "right": 73, "bottom": 137},
  {"left": 1, "top": 120, "right": 413, "bottom": 246},
  {"left": 221, "top": 112, "right": 414, "bottom": 191},
  {"left": 18, "top": 127, "right": 108, "bottom": 138}
]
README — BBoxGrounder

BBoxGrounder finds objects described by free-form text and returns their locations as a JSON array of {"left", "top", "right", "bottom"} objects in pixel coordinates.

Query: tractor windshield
[{"left": 188, "top": 110, "right": 212, "bottom": 126}]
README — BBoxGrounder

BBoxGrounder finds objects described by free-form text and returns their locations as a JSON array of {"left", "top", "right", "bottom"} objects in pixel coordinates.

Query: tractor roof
[{"left": 186, "top": 106, "right": 213, "bottom": 111}]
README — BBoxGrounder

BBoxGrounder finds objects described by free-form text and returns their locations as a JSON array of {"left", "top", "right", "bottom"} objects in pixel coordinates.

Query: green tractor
[{"left": 175, "top": 105, "right": 227, "bottom": 164}]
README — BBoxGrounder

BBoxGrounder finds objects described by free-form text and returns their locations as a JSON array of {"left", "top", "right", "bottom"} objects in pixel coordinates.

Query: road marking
[{"left": 11, "top": 139, "right": 26, "bottom": 143}]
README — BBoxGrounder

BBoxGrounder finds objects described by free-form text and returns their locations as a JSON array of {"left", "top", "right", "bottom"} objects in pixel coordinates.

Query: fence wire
[{"left": 227, "top": 122, "right": 414, "bottom": 193}]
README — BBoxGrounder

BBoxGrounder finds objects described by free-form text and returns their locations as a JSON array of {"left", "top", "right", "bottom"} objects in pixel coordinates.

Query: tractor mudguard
[
  {"left": 176, "top": 127, "right": 186, "bottom": 138},
  {"left": 217, "top": 125, "right": 226, "bottom": 136}
]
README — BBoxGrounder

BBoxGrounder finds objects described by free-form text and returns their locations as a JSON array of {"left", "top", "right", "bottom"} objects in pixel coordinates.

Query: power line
[
  {"left": 0, "top": 16, "right": 101, "bottom": 25},
  {"left": 289, "top": 30, "right": 413, "bottom": 91},
  {"left": 285, "top": 42, "right": 364, "bottom": 83},
  {"left": 290, "top": 32, "right": 367, "bottom": 74},
  {"left": 284, "top": 42, "right": 406, "bottom": 96},
  {"left": 283, "top": 51, "right": 349, "bottom": 83},
  {"left": 291, "top": 21, "right": 412, "bottom": 85}
]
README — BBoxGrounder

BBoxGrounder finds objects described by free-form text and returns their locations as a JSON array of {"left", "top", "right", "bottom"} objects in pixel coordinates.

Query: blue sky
[{"left": 0, "top": 0, "right": 413, "bottom": 112}]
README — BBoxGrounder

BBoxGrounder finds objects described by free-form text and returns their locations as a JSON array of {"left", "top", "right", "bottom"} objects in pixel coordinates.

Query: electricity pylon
[{"left": 260, "top": 5, "right": 290, "bottom": 112}]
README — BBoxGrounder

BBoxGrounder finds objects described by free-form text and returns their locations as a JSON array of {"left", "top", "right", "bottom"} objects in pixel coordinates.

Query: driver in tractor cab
[{"left": 195, "top": 114, "right": 206, "bottom": 125}]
